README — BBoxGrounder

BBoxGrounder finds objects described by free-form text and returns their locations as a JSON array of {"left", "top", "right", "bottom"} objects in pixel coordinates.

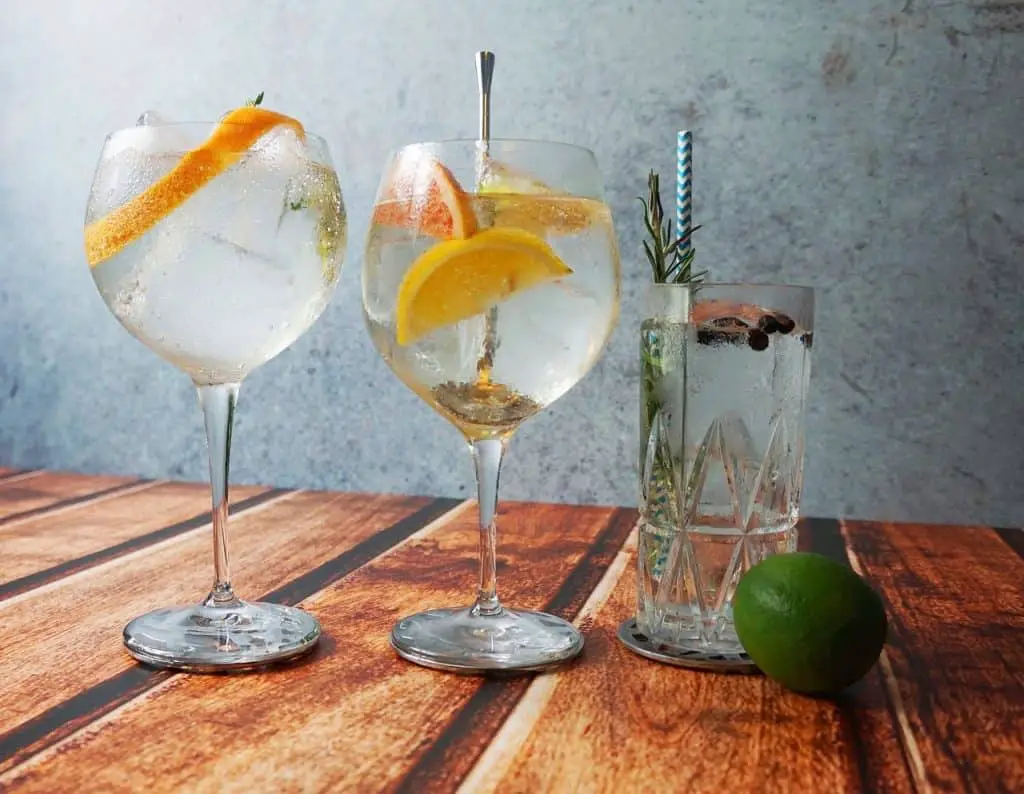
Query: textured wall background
[{"left": 0, "top": 0, "right": 1021, "bottom": 525}]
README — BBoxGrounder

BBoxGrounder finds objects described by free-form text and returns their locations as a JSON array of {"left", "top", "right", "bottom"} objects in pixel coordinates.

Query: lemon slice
[
  {"left": 395, "top": 227, "right": 573, "bottom": 346},
  {"left": 85, "top": 107, "right": 305, "bottom": 267},
  {"left": 479, "top": 160, "right": 555, "bottom": 196},
  {"left": 478, "top": 160, "right": 596, "bottom": 235}
]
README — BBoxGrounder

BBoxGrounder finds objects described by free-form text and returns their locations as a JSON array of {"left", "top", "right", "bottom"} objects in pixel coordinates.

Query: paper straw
[{"left": 676, "top": 130, "right": 693, "bottom": 251}]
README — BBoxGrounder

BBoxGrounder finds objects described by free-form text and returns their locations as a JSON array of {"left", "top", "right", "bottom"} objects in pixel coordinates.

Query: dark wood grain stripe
[
  {"left": 802, "top": 518, "right": 874, "bottom": 793},
  {"left": 0, "top": 496, "right": 463, "bottom": 772},
  {"left": 0, "top": 668, "right": 176, "bottom": 774},
  {"left": 0, "top": 470, "right": 39, "bottom": 484},
  {"left": 0, "top": 480, "right": 148, "bottom": 527},
  {"left": 394, "top": 506, "right": 638, "bottom": 794},
  {"left": 802, "top": 517, "right": 917, "bottom": 794},
  {"left": 263, "top": 496, "right": 465, "bottom": 606},
  {"left": 0, "top": 489, "right": 291, "bottom": 601},
  {"left": 544, "top": 508, "right": 639, "bottom": 622},
  {"left": 994, "top": 526, "right": 1024, "bottom": 562},
  {"left": 842, "top": 522, "right": 924, "bottom": 794},
  {"left": 799, "top": 515, "right": 847, "bottom": 561}
]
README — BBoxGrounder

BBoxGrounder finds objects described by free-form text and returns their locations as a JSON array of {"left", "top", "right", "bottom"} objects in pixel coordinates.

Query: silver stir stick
[
  {"left": 476, "top": 50, "right": 494, "bottom": 145},
  {"left": 475, "top": 50, "right": 498, "bottom": 380}
]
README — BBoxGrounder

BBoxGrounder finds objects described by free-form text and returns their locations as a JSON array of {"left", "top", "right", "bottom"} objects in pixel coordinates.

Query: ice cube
[
  {"left": 104, "top": 111, "right": 177, "bottom": 156},
  {"left": 251, "top": 124, "right": 308, "bottom": 168},
  {"left": 178, "top": 124, "right": 312, "bottom": 263},
  {"left": 136, "top": 109, "right": 170, "bottom": 126},
  {"left": 137, "top": 110, "right": 193, "bottom": 152}
]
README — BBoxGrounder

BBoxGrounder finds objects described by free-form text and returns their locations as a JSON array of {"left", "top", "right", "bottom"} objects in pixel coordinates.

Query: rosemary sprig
[
  {"left": 637, "top": 171, "right": 706, "bottom": 527},
  {"left": 637, "top": 170, "right": 706, "bottom": 286}
]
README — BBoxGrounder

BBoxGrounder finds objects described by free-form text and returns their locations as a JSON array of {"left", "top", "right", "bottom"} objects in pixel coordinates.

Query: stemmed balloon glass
[
  {"left": 362, "top": 138, "right": 620, "bottom": 671},
  {"left": 84, "top": 106, "right": 346, "bottom": 671}
]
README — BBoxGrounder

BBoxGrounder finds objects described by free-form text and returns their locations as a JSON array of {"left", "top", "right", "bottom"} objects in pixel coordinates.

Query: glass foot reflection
[
  {"left": 123, "top": 601, "right": 321, "bottom": 672},
  {"left": 390, "top": 607, "right": 583, "bottom": 673}
]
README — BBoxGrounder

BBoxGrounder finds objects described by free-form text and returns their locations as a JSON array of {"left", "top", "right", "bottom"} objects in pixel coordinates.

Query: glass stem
[
  {"left": 470, "top": 438, "right": 506, "bottom": 617},
  {"left": 198, "top": 382, "right": 241, "bottom": 609}
]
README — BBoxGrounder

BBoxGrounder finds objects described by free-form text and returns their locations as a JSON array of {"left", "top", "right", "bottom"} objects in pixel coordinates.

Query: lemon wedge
[{"left": 395, "top": 227, "right": 572, "bottom": 346}]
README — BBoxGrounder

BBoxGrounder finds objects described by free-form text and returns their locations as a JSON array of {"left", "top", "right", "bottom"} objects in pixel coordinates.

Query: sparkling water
[
  {"left": 363, "top": 195, "right": 620, "bottom": 438},
  {"left": 87, "top": 122, "right": 345, "bottom": 385},
  {"left": 638, "top": 291, "right": 813, "bottom": 652}
]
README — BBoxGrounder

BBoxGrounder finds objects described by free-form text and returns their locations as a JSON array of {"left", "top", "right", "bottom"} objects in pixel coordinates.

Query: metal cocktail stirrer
[
  {"left": 477, "top": 50, "right": 494, "bottom": 145},
  {"left": 475, "top": 51, "right": 499, "bottom": 381}
]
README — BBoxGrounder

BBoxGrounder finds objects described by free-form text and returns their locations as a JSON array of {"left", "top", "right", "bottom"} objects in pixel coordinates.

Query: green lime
[{"left": 733, "top": 552, "right": 888, "bottom": 696}]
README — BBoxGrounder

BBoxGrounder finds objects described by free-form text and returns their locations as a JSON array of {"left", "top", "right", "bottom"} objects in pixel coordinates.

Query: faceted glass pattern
[{"left": 637, "top": 284, "right": 814, "bottom": 654}]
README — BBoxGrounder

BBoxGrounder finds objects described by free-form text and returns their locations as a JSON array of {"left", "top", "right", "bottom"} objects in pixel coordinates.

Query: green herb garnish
[
  {"left": 221, "top": 90, "right": 265, "bottom": 119},
  {"left": 637, "top": 171, "right": 707, "bottom": 518},
  {"left": 638, "top": 170, "right": 705, "bottom": 286}
]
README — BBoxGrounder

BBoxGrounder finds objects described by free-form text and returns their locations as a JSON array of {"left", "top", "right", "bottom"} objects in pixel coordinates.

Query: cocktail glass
[
  {"left": 84, "top": 109, "right": 346, "bottom": 671},
  {"left": 638, "top": 283, "right": 814, "bottom": 658},
  {"left": 363, "top": 139, "right": 620, "bottom": 672}
]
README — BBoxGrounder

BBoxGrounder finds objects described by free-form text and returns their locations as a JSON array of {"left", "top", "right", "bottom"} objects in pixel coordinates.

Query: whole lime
[{"left": 733, "top": 552, "right": 888, "bottom": 696}]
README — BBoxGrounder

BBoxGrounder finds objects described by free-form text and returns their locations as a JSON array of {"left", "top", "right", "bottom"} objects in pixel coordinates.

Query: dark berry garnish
[
  {"left": 758, "top": 314, "right": 781, "bottom": 334},
  {"left": 774, "top": 313, "right": 796, "bottom": 334},
  {"left": 711, "top": 316, "right": 749, "bottom": 329},
  {"left": 698, "top": 328, "right": 742, "bottom": 346},
  {"left": 748, "top": 329, "right": 770, "bottom": 351},
  {"left": 801, "top": 331, "right": 814, "bottom": 348}
]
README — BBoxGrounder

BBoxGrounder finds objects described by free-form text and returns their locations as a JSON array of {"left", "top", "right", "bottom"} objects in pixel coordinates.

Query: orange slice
[
  {"left": 395, "top": 227, "right": 572, "bottom": 346},
  {"left": 479, "top": 160, "right": 596, "bottom": 235},
  {"left": 371, "top": 151, "right": 476, "bottom": 239},
  {"left": 85, "top": 107, "right": 305, "bottom": 267}
]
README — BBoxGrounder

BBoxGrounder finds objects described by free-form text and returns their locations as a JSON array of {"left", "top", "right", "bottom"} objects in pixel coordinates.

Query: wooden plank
[
  {"left": 0, "top": 496, "right": 460, "bottom": 781},
  {"left": 0, "top": 490, "right": 437, "bottom": 760},
  {"left": 461, "top": 517, "right": 911, "bottom": 794},
  {"left": 0, "top": 482, "right": 273, "bottom": 597},
  {"left": 0, "top": 472, "right": 139, "bottom": 523},
  {"left": 843, "top": 521, "right": 1024, "bottom": 793},
  {"left": 456, "top": 527, "right": 640, "bottom": 794},
  {"left": 801, "top": 518, "right": 918, "bottom": 793},
  {"left": 1, "top": 502, "right": 634, "bottom": 793},
  {"left": 396, "top": 506, "right": 638, "bottom": 794}
]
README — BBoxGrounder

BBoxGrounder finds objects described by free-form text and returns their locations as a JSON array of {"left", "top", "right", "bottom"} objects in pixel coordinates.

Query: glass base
[
  {"left": 618, "top": 618, "right": 757, "bottom": 673},
  {"left": 123, "top": 601, "right": 321, "bottom": 673},
  {"left": 390, "top": 606, "right": 584, "bottom": 674}
]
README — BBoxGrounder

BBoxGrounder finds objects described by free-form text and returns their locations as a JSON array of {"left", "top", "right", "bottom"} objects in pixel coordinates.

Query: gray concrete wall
[{"left": 1, "top": 0, "right": 1021, "bottom": 525}]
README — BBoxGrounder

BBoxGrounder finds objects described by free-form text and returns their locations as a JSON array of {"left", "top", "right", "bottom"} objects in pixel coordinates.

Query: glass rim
[
  {"left": 102, "top": 121, "right": 331, "bottom": 149},
  {"left": 389, "top": 137, "right": 597, "bottom": 159},
  {"left": 649, "top": 281, "right": 814, "bottom": 294}
]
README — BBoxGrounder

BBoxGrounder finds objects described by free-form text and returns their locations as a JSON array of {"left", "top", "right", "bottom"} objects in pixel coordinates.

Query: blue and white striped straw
[{"left": 676, "top": 130, "right": 693, "bottom": 251}]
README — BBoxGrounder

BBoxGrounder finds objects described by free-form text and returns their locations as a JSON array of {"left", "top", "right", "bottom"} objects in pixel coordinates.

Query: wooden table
[{"left": 0, "top": 468, "right": 1020, "bottom": 793}]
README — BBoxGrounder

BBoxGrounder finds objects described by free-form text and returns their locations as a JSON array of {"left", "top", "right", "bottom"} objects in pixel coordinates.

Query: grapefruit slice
[
  {"left": 85, "top": 107, "right": 305, "bottom": 267},
  {"left": 371, "top": 150, "right": 476, "bottom": 239},
  {"left": 394, "top": 227, "right": 572, "bottom": 346}
]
